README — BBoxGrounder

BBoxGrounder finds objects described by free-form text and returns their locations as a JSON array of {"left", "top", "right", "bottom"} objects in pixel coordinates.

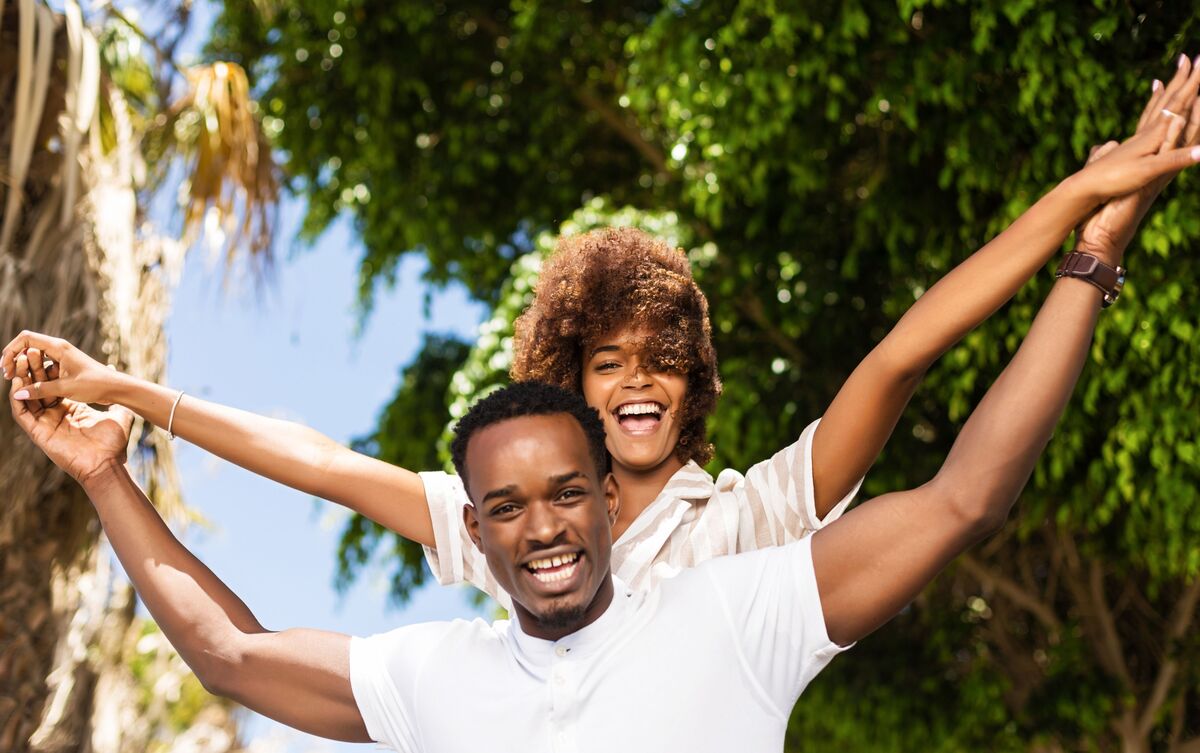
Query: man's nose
[{"left": 525, "top": 500, "right": 567, "bottom": 544}]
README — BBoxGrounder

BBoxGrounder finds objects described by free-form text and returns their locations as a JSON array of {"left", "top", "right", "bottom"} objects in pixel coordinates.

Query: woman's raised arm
[{"left": 1, "top": 332, "right": 437, "bottom": 547}]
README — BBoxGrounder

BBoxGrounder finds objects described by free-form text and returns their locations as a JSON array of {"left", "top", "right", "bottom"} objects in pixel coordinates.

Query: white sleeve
[
  {"left": 349, "top": 625, "right": 450, "bottom": 752},
  {"left": 704, "top": 537, "right": 849, "bottom": 716},
  {"left": 738, "top": 418, "right": 862, "bottom": 541},
  {"left": 419, "top": 471, "right": 512, "bottom": 609}
]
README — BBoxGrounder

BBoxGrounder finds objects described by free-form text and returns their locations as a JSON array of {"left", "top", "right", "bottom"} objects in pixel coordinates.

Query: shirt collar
[
  {"left": 508, "top": 576, "right": 635, "bottom": 671},
  {"left": 664, "top": 460, "right": 716, "bottom": 503}
]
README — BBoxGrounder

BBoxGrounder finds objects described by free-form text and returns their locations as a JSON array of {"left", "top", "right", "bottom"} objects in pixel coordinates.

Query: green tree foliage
[
  {"left": 337, "top": 333, "right": 470, "bottom": 603},
  {"left": 210, "top": 2, "right": 1200, "bottom": 750}
]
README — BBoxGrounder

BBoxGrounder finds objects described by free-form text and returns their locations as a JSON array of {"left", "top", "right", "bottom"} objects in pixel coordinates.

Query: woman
[{"left": 7, "top": 58, "right": 1200, "bottom": 606}]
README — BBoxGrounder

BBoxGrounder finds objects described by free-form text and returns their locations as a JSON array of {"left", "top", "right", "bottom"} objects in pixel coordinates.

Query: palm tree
[{"left": 0, "top": 2, "right": 277, "bottom": 750}]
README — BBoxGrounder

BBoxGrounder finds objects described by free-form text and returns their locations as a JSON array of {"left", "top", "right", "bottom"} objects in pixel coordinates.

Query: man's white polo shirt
[{"left": 350, "top": 536, "right": 846, "bottom": 752}]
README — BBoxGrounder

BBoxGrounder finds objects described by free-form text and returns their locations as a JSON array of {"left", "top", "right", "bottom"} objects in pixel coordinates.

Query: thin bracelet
[{"left": 167, "top": 390, "right": 185, "bottom": 440}]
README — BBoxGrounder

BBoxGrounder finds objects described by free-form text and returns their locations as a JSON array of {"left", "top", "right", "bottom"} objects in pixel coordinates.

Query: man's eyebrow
[
  {"left": 588, "top": 344, "right": 620, "bottom": 359},
  {"left": 551, "top": 471, "right": 585, "bottom": 485},
  {"left": 481, "top": 485, "right": 516, "bottom": 504}
]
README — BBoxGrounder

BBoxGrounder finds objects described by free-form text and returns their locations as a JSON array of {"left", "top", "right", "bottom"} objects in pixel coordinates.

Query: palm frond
[{"left": 160, "top": 60, "right": 280, "bottom": 275}]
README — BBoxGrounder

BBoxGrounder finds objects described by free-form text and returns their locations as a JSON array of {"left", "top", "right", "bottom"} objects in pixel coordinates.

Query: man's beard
[{"left": 534, "top": 598, "right": 589, "bottom": 632}]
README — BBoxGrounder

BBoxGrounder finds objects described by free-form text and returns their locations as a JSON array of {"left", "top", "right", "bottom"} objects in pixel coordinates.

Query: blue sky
[{"left": 162, "top": 204, "right": 488, "bottom": 752}]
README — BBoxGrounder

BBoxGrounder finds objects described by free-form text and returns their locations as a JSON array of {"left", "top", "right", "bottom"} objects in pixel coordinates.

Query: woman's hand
[
  {"left": 9, "top": 375, "right": 134, "bottom": 483},
  {"left": 2, "top": 331, "right": 122, "bottom": 408},
  {"left": 1069, "top": 54, "right": 1200, "bottom": 206},
  {"left": 1074, "top": 58, "right": 1200, "bottom": 264}
]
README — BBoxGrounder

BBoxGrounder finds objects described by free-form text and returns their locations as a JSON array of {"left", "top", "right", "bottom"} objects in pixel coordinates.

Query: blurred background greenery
[{"left": 4, "top": 2, "right": 1199, "bottom": 752}]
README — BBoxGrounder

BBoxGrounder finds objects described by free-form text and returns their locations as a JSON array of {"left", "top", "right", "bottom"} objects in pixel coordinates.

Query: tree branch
[
  {"left": 1137, "top": 575, "right": 1200, "bottom": 738},
  {"left": 571, "top": 85, "right": 669, "bottom": 175},
  {"left": 959, "top": 553, "right": 1061, "bottom": 636},
  {"left": 1057, "top": 528, "right": 1134, "bottom": 687}
]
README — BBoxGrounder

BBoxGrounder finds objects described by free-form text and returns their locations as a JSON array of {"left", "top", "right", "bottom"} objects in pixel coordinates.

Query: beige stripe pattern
[{"left": 421, "top": 419, "right": 861, "bottom": 609}]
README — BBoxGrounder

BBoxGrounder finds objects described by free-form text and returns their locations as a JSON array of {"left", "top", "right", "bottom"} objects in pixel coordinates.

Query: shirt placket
[{"left": 548, "top": 644, "right": 579, "bottom": 753}]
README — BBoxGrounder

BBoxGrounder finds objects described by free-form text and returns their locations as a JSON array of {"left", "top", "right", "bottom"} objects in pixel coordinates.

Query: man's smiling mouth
[{"left": 525, "top": 552, "right": 581, "bottom": 583}]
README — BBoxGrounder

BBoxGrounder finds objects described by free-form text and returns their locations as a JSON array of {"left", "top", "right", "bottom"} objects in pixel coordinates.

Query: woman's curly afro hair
[{"left": 511, "top": 227, "right": 722, "bottom": 465}]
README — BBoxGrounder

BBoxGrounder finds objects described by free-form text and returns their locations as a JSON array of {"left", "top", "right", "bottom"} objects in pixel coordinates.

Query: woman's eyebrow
[{"left": 589, "top": 344, "right": 620, "bottom": 358}]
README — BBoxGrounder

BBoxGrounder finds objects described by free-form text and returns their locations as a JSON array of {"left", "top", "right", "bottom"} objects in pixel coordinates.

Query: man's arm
[
  {"left": 809, "top": 54, "right": 1200, "bottom": 518},
  {"left": 1, "top": 334, "right": 437, "bottom": 547},
  {"left": 812, "top": 222, "right": 1163, "bottom": 647},
  {"left": 6, "top": 387, "right": 371, "bottom": 742}
]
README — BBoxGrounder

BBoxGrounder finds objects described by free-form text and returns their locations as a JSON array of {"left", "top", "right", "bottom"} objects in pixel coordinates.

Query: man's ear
[
  {"left": 604, "top": 472, "right": 620, "bottom": 525},
  {"left": 464, "top": 504, "right": 484, "bottom": 553}
]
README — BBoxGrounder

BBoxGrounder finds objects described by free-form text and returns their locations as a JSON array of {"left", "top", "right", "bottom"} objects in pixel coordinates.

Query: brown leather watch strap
[{"left": 1055, "top": 252, "right": 1126, "bottom": 308}]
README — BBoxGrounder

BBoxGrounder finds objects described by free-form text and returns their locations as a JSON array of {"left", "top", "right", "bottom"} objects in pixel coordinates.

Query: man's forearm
[
  {"left": 934, "top": 275, "right": 1104, "bottom": 523},
  {"left": 81, "top": 463, "right": 266, "bottom": 683}
]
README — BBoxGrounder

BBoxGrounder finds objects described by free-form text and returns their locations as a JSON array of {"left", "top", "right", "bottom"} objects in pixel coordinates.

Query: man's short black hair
[{"left": 450, "top": 382, "right": 611, "bottom": 495}]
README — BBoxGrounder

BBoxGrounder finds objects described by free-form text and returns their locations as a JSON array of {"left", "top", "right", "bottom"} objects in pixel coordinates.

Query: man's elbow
[{"left": 930, "top": 474, "right": 1015, "bottom": 538}]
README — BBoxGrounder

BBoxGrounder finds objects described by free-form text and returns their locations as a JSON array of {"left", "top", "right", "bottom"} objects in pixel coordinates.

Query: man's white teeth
[
  {"left": 617, "top": 402, "right": 662, "bottom": 416},
  {"left": 525, "top": 553, "right": 580, "bottom": 582}
]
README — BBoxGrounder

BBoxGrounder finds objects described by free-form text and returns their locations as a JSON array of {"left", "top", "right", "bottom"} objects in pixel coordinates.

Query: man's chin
[{"left": 530, "top": 599, "right": 590, "bottom": 633}]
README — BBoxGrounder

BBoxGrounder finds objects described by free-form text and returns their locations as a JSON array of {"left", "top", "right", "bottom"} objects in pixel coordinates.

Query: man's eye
[
  {"left": 558, "top": 488, "right": 585, "bottom": 501},
  {"left": 492, "top": 503, "right": 518, "bottom": 516}
]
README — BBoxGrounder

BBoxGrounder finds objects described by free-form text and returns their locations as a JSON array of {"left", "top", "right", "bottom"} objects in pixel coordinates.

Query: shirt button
[{"left": 555, "top": 646, "right": 568, "bottom": 657}]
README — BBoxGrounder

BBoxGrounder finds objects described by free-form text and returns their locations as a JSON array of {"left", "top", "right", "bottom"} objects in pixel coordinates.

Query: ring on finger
[{"left": 1162, "top": 108, "right": 1185, "bottom": 120}]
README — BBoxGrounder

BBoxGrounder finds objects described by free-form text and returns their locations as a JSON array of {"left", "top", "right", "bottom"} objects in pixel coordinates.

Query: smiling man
[{"left": 346, "top": 382, "right": 846, "bottom": 750}]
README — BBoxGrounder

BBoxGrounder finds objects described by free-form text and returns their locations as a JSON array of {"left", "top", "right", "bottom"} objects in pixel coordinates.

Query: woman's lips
[{"left": 616, "top": 414, "right": 661, "bottom": 435}]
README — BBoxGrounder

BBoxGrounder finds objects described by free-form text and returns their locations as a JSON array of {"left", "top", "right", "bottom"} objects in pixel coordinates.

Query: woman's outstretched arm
[
  {"left": 810, "top": 54, "right": 1200, "bottom": 519},
  {"left": 0, "top": 340, "right": 436, "bottom": 546}
]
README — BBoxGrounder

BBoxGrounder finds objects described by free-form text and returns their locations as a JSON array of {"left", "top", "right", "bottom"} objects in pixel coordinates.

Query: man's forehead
[{"left": 465, "top": 414, "right": 593, "bottom": 493}]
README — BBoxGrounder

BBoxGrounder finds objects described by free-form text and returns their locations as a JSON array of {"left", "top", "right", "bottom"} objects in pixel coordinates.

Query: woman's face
[{"left": 581, "top": 326, "right": 688, "bottom": 475}]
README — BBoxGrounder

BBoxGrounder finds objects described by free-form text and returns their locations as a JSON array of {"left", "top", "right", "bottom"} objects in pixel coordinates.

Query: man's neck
[{"left": 611, "top": 456, "right": 686, "bottom": 540}]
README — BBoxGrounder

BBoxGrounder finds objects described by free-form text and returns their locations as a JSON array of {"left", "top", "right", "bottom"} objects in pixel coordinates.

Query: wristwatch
[{"left": 1055, "top": 252, "right": 1125, "bottom": 308}]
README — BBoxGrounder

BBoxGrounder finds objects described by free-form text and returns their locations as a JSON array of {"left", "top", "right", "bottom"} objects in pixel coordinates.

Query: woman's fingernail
[
  {"left": 13, "top": 389, "right": 29, "bottom": 400},
  {"left": 1180, "top": 53, "right": 1189, "bottom": 68},
  {"left": 1153, "top": 79, "right": 1162, "bottom": 92},
  {"left": 1192, "top": 146, "right": 1200, "bottom": 161}
]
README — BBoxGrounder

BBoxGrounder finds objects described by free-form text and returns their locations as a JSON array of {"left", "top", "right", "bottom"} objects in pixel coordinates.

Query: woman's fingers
[
  {"left": 27, "top": 348, "right": 63, "bottom": 411},
  {"left": 1139, "top": 79, "right": 1168, "bottom": 130},
  {"left": 1147, "top": 143, "right": 1200, "bottom": 181},
  {"left": 1159, "top": 55, "right": 1200, "bottom": 134},
  {"left": 1185, "top": 96, "right": 1200, "bottom": 146},
  {"left": 1, "top": 331, "right": 65, "bottom": 379}
]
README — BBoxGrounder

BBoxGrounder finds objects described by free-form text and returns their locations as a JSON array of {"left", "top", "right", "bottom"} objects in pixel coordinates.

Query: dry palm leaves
[{"left": 161, "top": 60, "right": 279, "bottom": 274}]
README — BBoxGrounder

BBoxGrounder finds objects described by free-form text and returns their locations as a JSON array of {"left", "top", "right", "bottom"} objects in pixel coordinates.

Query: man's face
[{"left": 464, "top": 413, "right": 619, "bottom": 641}]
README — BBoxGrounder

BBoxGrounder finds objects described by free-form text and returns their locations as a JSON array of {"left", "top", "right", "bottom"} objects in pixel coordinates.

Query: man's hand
[
  {"left": 2, "top": 331, "right": 121, "bottom": 408},
  {"left": 9, "top": 375, "right": 134, "bottom": 483}
]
